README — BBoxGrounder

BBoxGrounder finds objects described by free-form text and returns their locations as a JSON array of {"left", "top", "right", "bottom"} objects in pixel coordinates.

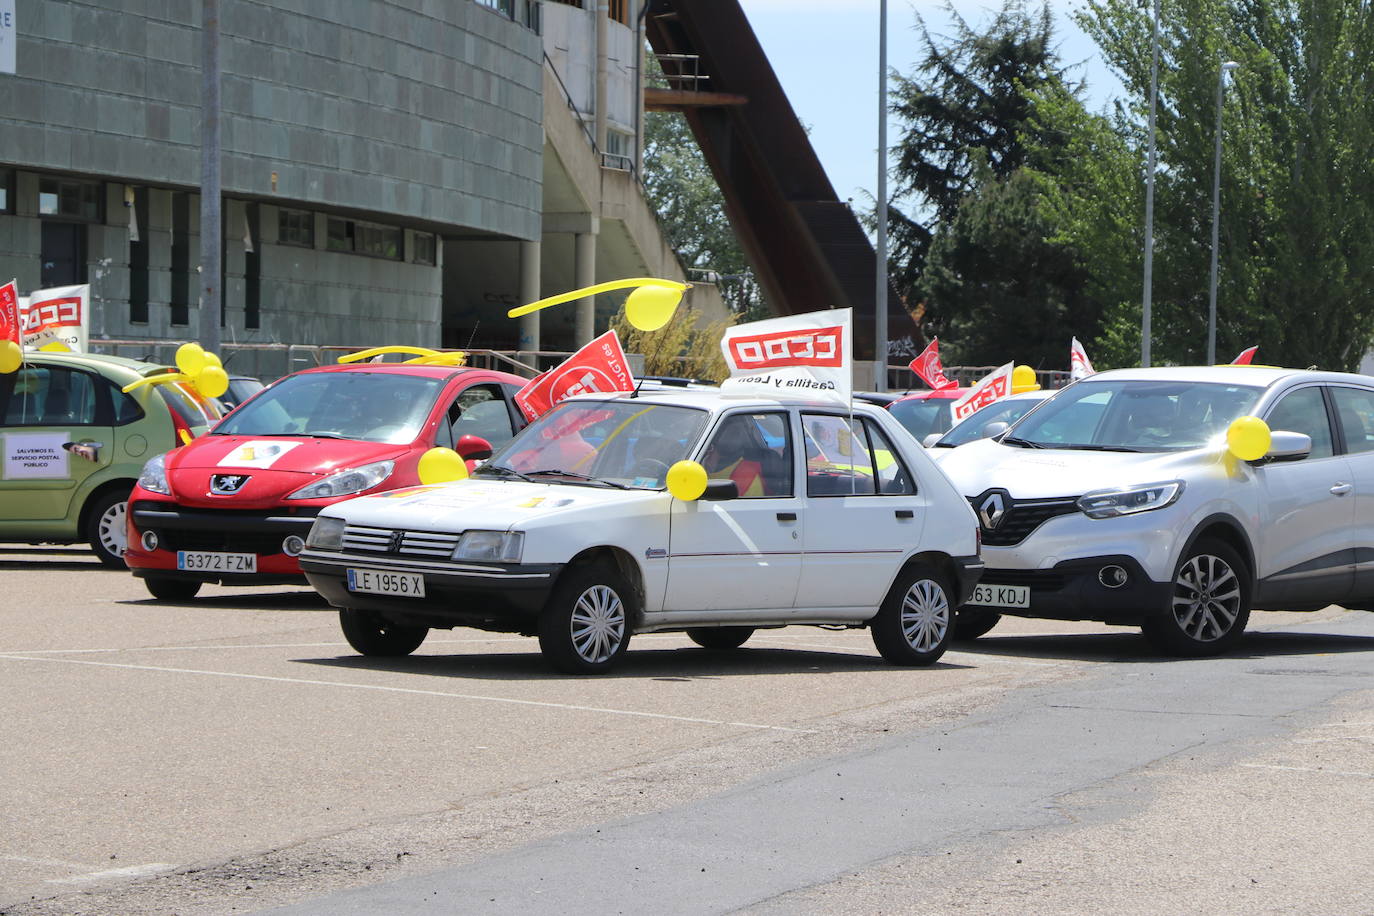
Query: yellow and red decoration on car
[{"left": 337, "top": 346, "right": 468, "bottom": 367}]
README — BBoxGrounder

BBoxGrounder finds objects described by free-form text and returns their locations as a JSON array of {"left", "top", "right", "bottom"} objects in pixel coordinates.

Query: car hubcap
[
  {"left": 570, "top": 585, "right": 625, "bottom": 664},
  {"left": 99, "top": 501, "right": 128, "bottom": 557},
  {"left": 901, "top": 579, "right": 950, "bottom": 653},
  {"left": 1172, "top": 554, "right": 1240, "bottom": 642}
]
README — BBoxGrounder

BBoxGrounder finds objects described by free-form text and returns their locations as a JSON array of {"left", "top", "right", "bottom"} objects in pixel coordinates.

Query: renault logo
[
  {"left": 978, "top": 492, "right": 1007, "bottom": 529},
  {"left": 210, "top": 474, "right": 250, "bottom": 495}
]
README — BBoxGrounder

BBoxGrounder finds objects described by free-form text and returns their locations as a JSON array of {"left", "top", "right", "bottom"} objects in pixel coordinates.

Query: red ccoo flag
[
  {"left": 1232, "top": 346, "right": 1258, "bottom": 365},
  {"left": 909, "top": 338, "right": 958, "bottom": 390}
]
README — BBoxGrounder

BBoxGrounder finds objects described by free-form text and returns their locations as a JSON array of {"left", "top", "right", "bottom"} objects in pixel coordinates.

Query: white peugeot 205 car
[
  {"left": 299, "top": 390, "right": 983, "bottom": 673},
  {"left": 937, "top": 365, "right": 1374, "bottom": 656}
]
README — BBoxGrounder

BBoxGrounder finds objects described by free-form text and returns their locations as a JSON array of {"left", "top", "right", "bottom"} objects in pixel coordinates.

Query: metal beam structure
[{"left": 645, "top": 0, "right": 908, "bottom": 359}]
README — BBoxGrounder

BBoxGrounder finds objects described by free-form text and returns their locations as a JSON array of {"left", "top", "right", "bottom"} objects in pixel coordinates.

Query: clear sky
[{"left": 735, "top": 0, "right": 1126, "bottom": 209}]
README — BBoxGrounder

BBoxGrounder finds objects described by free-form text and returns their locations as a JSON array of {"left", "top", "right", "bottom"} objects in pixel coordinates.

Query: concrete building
[{"left": 0, "top": 0, "right": 715, "bottom": 376}]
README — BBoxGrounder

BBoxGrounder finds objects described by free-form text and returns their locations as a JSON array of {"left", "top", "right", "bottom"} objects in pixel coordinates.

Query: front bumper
[
  {"left": 125, "top": 500, "right": 319, "bottom": 585},
  {"left": 299, "top": 550, "right": 563, "bottom": 633},
  {"left": 976, "top": 555, "right": 1171, "bottom": 624}
]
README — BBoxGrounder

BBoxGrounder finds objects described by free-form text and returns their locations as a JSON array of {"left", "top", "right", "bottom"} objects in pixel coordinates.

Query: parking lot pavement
[{"left": 2, "top": 546, "right": 1371, "bottom": 915}]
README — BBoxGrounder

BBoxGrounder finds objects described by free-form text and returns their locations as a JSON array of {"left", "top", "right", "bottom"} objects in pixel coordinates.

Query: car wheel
[
  {"left": 86, "top": 489, "right": 131, "bottom": 569},
  {"left": 1142, "top": 538, "right": 1251, "bottom": 657},
  {"left": 538, "top": 562, "right": 632, "bottom": 674},
  {"left": 870, "top": 563, "right": 954, "bottom": 666},
  {"left": 338, "top": 608, "right": 428, "bottom": 657},
  {"left": 686, "top": 627, "right": 754, "bottom": 650},
  {"left": 953, "top": 607, "right": 1002, "bottom": 641},
  {"left": 144, "top": 577, "right": 202, "bottom": 601}
]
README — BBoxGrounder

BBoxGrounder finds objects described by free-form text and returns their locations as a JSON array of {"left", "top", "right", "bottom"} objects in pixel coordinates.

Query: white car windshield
[
  {"left": 1003, "top": 380, "right": 1264, "bottom": 452},
  {"left": 212, "top": 371, "right": 445, "bottom": 444},
  {"left": 479, "top": 400, "right": 710, "bottom": 489}
]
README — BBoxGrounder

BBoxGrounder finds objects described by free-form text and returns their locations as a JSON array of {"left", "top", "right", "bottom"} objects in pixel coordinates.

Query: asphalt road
[{"left": 1, "top": 545, "right": 1372, "bottom": 915}]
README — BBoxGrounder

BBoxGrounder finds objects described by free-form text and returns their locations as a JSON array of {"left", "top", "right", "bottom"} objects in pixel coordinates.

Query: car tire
[
  {"left": 1142, "top": 538, "right": 1251, "bottom": 657},
  {"left": 870, "top": 563, "right": 954, "bottom": 666},
  {"left": 686, "top": 627, "right": 754, "bottom": 650},
  {"left": 953, "top": 607, "right": 1002, "bottom": 641},
  {"left": 338, "top": 608, "right": 428, "bottom": 657},
  {"left": 144, "top": 577, "right": 202, "bottom": 601},
  {"left": 538, "top": 562, "right": 633, "bottom": 674},
  {"left": 86, "top": 488, "right": 131, "bottom": 569}
]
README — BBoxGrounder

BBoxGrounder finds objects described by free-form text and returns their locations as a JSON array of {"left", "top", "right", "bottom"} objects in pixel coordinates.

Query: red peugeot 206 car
[{"left": 124, "top": 361, "right": 529, "bottom": 600}]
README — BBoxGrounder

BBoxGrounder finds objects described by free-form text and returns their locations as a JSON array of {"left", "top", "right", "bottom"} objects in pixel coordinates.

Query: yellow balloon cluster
[
  {"left": 0, "top": 339, "right": 20, "bottom": 374},
  {"left": 417, "top": 447, "right": 470, "bottom": 484},
  {"left": 120, "top": 342, "right": 229, "bottom": 400},
  {"left": 508, "top": 278, "right": 690, "bottom": 332},
  {"left": 1227, "top": 416, "right": 1272, "bottom": 461},
  {"left": 666, "top": 460, "right": 708, "bottom": 501}
]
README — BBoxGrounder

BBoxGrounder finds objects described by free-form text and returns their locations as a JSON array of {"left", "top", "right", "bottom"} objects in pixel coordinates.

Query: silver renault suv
[{"left": 938, "top": 366, "right": 1374, "bottom": 655}]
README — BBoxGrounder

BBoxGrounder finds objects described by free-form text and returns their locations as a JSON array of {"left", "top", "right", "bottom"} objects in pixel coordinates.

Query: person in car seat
[{"left": 704, "top": 417, "right": 789, "bottom": 497}]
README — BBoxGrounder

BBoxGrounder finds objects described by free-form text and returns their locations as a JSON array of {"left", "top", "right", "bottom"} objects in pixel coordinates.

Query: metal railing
[{"left": 885, "top": 364, "right": 1072, "bottom": 393}]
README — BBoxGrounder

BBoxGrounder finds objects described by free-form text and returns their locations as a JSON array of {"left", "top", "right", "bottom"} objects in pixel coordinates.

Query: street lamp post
[
  {"left": 1141, "top": 0, "right": 1160, "bottom": 368},
  {"left": 874, "top": 0, "right": 889, "bottom": 392},
  {"left": 1207, "top": 61, "right": 1240, "bottom": 365}
]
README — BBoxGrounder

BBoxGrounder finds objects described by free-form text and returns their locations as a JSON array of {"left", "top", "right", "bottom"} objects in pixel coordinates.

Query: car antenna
[{"left": 630, "top": 375, "right": 648, "bottom": 399}]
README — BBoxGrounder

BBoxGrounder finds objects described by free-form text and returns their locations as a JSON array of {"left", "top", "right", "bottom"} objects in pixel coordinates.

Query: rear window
[{"left": 888, "top": 397, "right": 954, "bottom": 439}]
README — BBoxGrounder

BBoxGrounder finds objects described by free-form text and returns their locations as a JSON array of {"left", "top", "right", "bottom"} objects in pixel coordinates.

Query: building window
[
  {"left": 0, "top": 169, "right": 12, "bottom": 213},
  {"left": 170, "top": 192, "right": 192, "bottom": 327},
  {"left": 40, "top": 223, "right": 87, "bottom": 287},
  {"left": 38, "top": 178, "right": 102, "bottom": 222},
  {"left": 413, "top": 233, "right": 436, "bottom": 266},
  {"left": 129, "top": 187, "right": 149, "bottom": 323},
  {"left": 326, "top": 218, "right": 403, "bottom": 260},
  {"left": 278, "top": 208, "right": 314, "bottom": 248},
  {"left": 245, "top": 204, "right": 261, "bottom": 330},
  {"left": 608, "top": 0, "right": 628, "bottom": 24}
]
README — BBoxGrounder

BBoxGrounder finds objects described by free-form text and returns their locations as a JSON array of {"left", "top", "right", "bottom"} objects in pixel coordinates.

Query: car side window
[
  {"left": 863, "top": 419, "right": 916, "bottom": 495},
  {"left": 1, "top": 367, "right": 98, "bottom": 426},
  {"left": 104, "top": 378, "right": 145, "bottom": 426},
  {"left": 803, "top": 414, "right": 877, "bottom": 496},
  {"left": 1265, "top": 387, "right": 1333, "bottom": 458},
  {"left": 1331, "top": 387, "right": 1374, "bottom": 455},
  {"left": 701, "top": 412, "right": 793, "bottom": 498},
  {"left": 449, "top": 384, "right": 516, "bottom": 448}
]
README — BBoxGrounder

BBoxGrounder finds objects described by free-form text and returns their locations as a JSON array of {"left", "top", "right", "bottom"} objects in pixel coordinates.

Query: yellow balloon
[
  {"left": 202, "top": 351, "right": 223, "bottom": 369},
  {"left": 1011, "top": 364, "right": 1041, "bottom": 393},
  {"left": 1227, "top": 415, "right": 1272, "bottom": 461},
  {"left": 625, "top": 284, "right": 685, "bottom": 331},
  {"left": 418, "top": 447, "right": 469, "bottom": 484},
  {"left": 0, "top": 339, "right": 21, "bottom": 374},
  {"left": 195, "top": 365, "right": 230, "bottom": 399},
  {"left": 665, "top": 460, "right": 708, "bottom": 501},
  {"left": 175, "top": 342, "right": 207, "bottom": 376}
]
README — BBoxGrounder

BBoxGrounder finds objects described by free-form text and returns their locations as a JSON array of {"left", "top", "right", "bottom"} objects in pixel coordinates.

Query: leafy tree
[
  {"left": 887, "top": 0, "right": 1075, "bottom": 336},
  {"left": 641, "top": 108, "right": 767, "bottom": 320},
  {"left": 1077, "top": 0, "right": 1374, "bottom": 369}
]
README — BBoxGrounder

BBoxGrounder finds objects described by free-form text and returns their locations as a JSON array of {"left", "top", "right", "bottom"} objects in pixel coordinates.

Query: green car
[{"left": 0, "top": 352, "right": 218, "bottom": 567}]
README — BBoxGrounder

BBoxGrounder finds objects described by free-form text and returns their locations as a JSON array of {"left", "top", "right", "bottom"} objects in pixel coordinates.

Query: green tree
[
  {"left": 641, "top": 109, "right": 767, "bottom": 320},
  {"left": 1078, "top": 0, "right": 1374, "bottom": 369}
]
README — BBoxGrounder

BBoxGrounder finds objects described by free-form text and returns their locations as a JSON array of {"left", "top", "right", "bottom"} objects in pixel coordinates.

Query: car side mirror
[
  {"left": 921, "top": 433, "right": 942, "bottom": 448},
  {"left": 701, "top": 479, "right": 740, "bottom": 500},
  {"left": 454, "top": 434, "right": 493, "bottom": 461},
  {"left": 982, "top": 421, "right": 1009, "bottom": 439},
  {"left": 1264, "top": 430, "right": 1312, "bottom": 462}
]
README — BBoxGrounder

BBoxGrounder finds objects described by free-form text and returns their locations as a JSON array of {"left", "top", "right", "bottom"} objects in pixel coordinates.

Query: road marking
[
  {"left": 1241, "top": 763, "right": 1374, "bottom": 778},
  {"left": 2, "top": 854, "right": 94, "bottom": 870},
  {"left": 47, "top": 863, "right": 178, "bottom": 884},
  {"left": 0, "top": 654, "right": 811, "bottom": 733}
]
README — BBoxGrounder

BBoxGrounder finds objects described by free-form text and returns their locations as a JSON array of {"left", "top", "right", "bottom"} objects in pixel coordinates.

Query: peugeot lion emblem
[
  {"left": 978, "top": 492, "right": 1006, "bottom": 529},
  {"left": 386, "top": 529, "right": 404, "bottom": 553},
  {"left": 210, "top": 474, "right": 250, "bottom": 495}
]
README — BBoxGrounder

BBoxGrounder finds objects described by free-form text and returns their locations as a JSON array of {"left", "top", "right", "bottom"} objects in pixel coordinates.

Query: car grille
[
  {"left": 970, "top": 496, "right": 1080, "bottom": 547},
  {"left": 341, "top": 524, "right": 462, "bottom": 560},
  {"left": 159, "top": 530, "right": 292, "bottom": 555},
  {"left": 979, "top": 569, "right": 1067, "bottom": 591}
]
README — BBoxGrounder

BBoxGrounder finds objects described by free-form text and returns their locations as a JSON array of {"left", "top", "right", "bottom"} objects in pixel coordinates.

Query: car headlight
[
  {"left": 138, "top": 453, "right": 171, "bottom": 495},
  {"left": 453, "top": 530, "right": 523, "bottom": 563},
  {"left": 1077, "top": 481, "right": 1184, "bottom": 519},
  {"left": 287, "top": 460, "right": 394, "bottom": 500},
  {"left": 305, "top": 516, "right": 346, "bottom": 550}
]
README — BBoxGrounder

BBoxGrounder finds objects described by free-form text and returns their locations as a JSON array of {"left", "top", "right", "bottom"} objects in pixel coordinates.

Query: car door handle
[
  {"left": 776, "top": 512, "right": 797, "bottom": 522},
  {"left": 1331, "top": 482, "right": 1353, "bottom": 496},
  {"left": 895, "top": 509, "right": 915, "bottom": 519}
]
